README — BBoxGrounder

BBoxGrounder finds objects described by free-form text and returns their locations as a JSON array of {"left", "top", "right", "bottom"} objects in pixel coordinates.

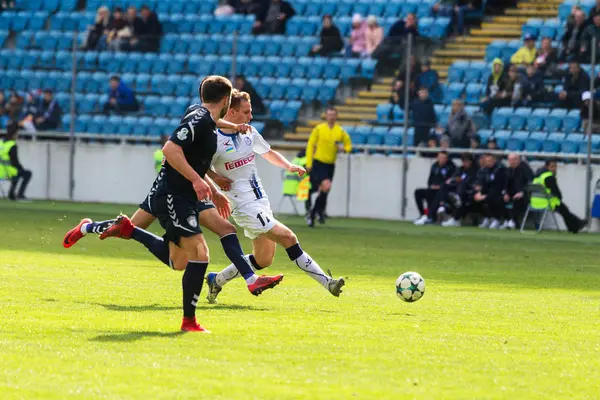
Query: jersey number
[{"left": 256, "top": 212, "right": 270, "bottom": 227}]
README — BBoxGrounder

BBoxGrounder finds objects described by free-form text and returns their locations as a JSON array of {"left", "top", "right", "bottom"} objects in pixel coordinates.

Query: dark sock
[
  {"left": 285, "top": 243, "right": 303, "bottom": 261},
  {"left": 86, "top": 219, "right": 116, "bottom": 235},
  {"left": 220, "top": 233, "right": 255, "bottom": 280},
  {"left": 248, "top": 254, "right": 264, "bottom": 270},
  {"left": 182, "top": 261, "right": 208, "bottom": 318},
  {"left": 319, "top": 192, "right": 329, "bottom": 215},
  {"left": 131, "top": 227, "right": 170, "bottom": 267},
  {"left": 311, "top": 193, "right": 325, "bottom": 218}
]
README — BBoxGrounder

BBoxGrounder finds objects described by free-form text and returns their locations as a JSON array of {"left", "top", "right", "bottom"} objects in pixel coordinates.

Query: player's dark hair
[
  {"left": 114, "top": 7, "right": 123, "bottom": 13},
  {"left": 109, "top": 75, "right": 120, "bottom": 82},
  {"left": 200, "top": 75, "right": 233, "bottom": 104},
  {"left": 438, "top": 151, "right": 449, "bottom": 157},
  {"left": 230, "top": 89, "right": 251, "bottom": 110},
  {"left": 140, "top": 4, "right": 150, "bottom": 11},
  {"left": 545, "top": 158, "right": 558, "bottom": 166},
  {"left": 461, "top": 153, "right": 473, "bottom": 162}
]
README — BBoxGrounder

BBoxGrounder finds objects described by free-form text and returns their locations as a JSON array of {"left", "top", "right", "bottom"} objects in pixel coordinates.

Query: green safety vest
[
  {"left": 282, "top": 156, "right": 306, "bottom": 196},
  {"left": 531, "top": 171, "right": 561, "bottom": 210},
  {"left": 154, "top": 149, "right": 164, "bottom": 173},
  {"left": 0, "top": 140, "right": 18, "bottom": 179}
]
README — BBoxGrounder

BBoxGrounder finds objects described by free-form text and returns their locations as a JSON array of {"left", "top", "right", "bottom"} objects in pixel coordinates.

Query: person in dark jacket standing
[
  {"left": 310, "top": 15, "right": 344, "bottom": 57},
  {"left": 502, "top": 153, "right": 533, "bottom": 229},
  {"left": 445, "top": 100, "right": 474, "bottom": 148},
  {"left": 133, "top": 5, "right": 162, "bottom": 52},
  {"left": 414, "top": 151, "right": 457, "bottom": 225},
  {"left": 561, "top": 9, "right": 587, "bottom": 62},
  {"left": 474, "top": 153, "right": 508, "bottom": 229},
  {"left": 103, "top": 76, "right": 139, "bottom": 114},
  {"left": 0, "top": 122, "right": 32, "bottom": 201},
  {"left": 411, "top": 88, "right": 437, "bottom": 146},
  {"left": 253, "top": 0, "right": 296, "bottom": 35}
]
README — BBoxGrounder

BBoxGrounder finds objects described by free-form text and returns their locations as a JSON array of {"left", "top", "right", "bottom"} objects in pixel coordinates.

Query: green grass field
[{"left": 1, "top": 200, "right": 600, "bottom": 399}]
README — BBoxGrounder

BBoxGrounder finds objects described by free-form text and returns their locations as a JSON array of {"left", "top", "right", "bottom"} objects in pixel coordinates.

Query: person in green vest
[
  {"left": 282, "top": 149, "right": 306, "bottom": 197},
  {"left": 0, "top": 122, "right": 32, "bottom": 201},
  {"left": 153, "top": 135, "right": 168, "bottom": 173},
  {"left": 532, "top": 159, "right": 586, "bottom": 233}
]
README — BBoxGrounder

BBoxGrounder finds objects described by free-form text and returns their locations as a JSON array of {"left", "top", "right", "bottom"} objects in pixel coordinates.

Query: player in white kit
[{"left": 205, "top": 90, "right": 345, "bottom": 303}]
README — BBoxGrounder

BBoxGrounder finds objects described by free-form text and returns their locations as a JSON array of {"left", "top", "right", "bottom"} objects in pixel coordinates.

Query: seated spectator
[
  {"left": 388, "top": 13, "right": 419, "bottom": 39},
  {"left": 365, "top": 15, "right": 384, "bottom": 57},
  {"left": 483, "top": 64, "right": 520, "bottom": 115},
  {"left": 588, "top": 0, "right": 600, "bottom": 24},
  {"left": 411, "top": 88, "right": 437, "bottom": 146},
  {"left": 582, "top": 14, "right": 600, "bottom": 62},
  {"left": 5, "top": 92, "right": 23, "bottom": 124},
  {"left": 234, "top": 75, "right": 266, "bottom": 116},
  {"left": 82, "top": 6, "right": 111, "bottom": 51},
  {"left": 347, "top": 14, "right": 367, "bottom": 57},
  {"left": 502, "top": 153, "right": 533, "bottom": 229},
  {"left": 474, "top": 153, "right": 508, "bottom": 229},
  {"left": 562, "top": 10, "right": 587, "bottom": 62},
  {"left": 581, "top": 91, "right": 600, "bottom": 133},
  {"left": 373, "top": 13, "right": 419, "bottom": 68},
  {"left": 532, "top": 159, "right": 587, "bottom": 233},
  {"left": 0, "top": 122, "right": 32, "bottom": 201},
  {"left": 105, "top": 7, "right": 130, "bottom": 52},
  {"left": 122, "top": 6, "right": 140, "bottom": 51},
  {"left": 310, "top": 15, "right": 344, "bottom": 57},
  {"left": 486, "top": 137, "right": 498, "bottom": 150},
  {"left": 558, "top": 61, "right": 590, "bottom": 109},
  {"left": 103, "top": 76, "right": 139, "bottom": 114},
  {"left": 19, "top": 90, "right": 61, "bottom": 132},
  {"left": 226, "top": 0, "right": 263, "bottom": 15},
  {"left": 482, "top": 58, "right": 505, "bottom": 115},
  {"left": 535, "top": 37, "right": 559, "bottom": 76},
  {"left": 520, "top": 64, "right": 545, "bottom": 106},
  {"left": 414, "top": 151, "right": 457, "bottom": 225},
  {"left": 253, "top": 0, "right": 296, "bottom": 35},
  {"left": 133, "top": 5, "right": 162, "bottom": 52},
  {"left": 445, "top": 99, "right": 474, "bottom": 148},
  {"left": 510, "top": 33, "right": 537, "bottom": 67},
  {"left": 440, "top": 153, "right": 480, "bottom": 227},
  {"left": 417, "top": 60, "right": 441, "bottom": 101}
]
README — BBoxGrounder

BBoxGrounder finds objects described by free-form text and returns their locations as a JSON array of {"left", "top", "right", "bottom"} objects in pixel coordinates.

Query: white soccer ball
[{"left": 396, "top": 272, "right": 425, "bottom": 302}]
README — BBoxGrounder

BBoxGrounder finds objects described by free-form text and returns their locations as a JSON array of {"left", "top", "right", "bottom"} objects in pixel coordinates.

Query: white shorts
[{"left": 232, "top": 198, "right": 277, "bottom": 240}]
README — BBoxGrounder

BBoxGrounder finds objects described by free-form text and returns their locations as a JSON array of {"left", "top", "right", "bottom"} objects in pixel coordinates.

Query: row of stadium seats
[
  {"left": 490, "top": 107, "right": 583, "bottom": 133},
  {"left": 14, "top": 0, "right": 77, "bottom": 12},
  {"left": 0, "top": 11, "right": 49, "bottom": 32},
  {"left": 558, "top": 0, "right": 597, "bottom": 21},
  {"left": 520, "top": 18, "right": 566, "bottom": 41},
  {"left": 485, "top": 39, "right": 561, "bottom": 63},
  {"left": 476, "top": 129, "right": 599, "bottom": 154},
  {"left": 376, "top": 103, "right": 481, "bottom": 126}
]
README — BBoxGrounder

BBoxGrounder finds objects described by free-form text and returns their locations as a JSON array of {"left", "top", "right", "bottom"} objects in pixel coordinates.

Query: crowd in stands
[{"left": 0, "top": 90, "right": 62, "bottom": 133}]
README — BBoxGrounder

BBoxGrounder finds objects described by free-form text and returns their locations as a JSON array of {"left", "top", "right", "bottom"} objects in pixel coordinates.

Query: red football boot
[
  {"left": 181, "top": 317, "right": 210, "bottom": 333},
  {"left": 99, "top": 215, "right": 134, "bottom": 240},
  {"left": 248, "top": 274, "right": 284, "bottom": 296},
  {"left": 63, "top": 218, "right": 92, "bottom": 248}
]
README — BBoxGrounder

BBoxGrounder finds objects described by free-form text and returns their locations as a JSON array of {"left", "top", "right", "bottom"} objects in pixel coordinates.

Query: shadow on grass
[
  {"left": 90, "top": 331, "right": 186, "bottom": 343},
  {"left": 201, "top": 304, "right": 268, "bottom": 311},
  {"left": 90, "top": 303, "right": 180, "bottom": 312}
]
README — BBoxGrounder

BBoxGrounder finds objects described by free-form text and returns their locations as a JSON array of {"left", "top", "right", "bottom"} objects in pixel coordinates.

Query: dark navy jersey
[{"left": 159, "top": 104, "right": 218, "bottom": 199}]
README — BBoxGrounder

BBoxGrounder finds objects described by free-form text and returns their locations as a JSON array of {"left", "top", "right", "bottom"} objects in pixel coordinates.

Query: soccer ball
[{"left": 396, "top": 272, "right": 425, "bottom": 302}]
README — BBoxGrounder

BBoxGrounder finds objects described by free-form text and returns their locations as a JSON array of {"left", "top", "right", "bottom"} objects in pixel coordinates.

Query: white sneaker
[
  {"left": 499, "top": 220, "right": 509, "bottom": 230},
  {"left": 413, "top": 215, "right": 431, "bottom": 226},
  {"left": 489, "top": 219, "right": 501, "bottom": 229},
  {"left": 437, "top": 206, "right": 447, "bottom": 223},
  {"left": 478, "top": 218, "right": 490, "bottom": 229},
  {"left": 506, "top": 219, "right": 516, "bottom": 230},
  {"left": 442, "top": 217, "right": 461, "bottom": 227}
]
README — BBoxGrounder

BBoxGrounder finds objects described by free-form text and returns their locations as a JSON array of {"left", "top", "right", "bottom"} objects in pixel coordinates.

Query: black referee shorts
[{"left": 310, "top": 160, "right": 335, "bottom": 188}]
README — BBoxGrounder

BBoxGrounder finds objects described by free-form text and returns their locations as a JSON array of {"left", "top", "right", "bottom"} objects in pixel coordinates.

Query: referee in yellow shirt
[{"left": 305, "top": 106, "right": 352, "bottom": 227}]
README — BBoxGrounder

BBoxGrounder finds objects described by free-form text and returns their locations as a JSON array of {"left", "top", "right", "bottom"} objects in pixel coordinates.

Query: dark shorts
[
  {"left": 310, "top": 160, "right": 335, "bottom": 189},
  {"left": 140, "top": 189, "right": 215, "bottom": 217},
  {"left": 153, "top": 193, "right": 203, "bottom": 245}
]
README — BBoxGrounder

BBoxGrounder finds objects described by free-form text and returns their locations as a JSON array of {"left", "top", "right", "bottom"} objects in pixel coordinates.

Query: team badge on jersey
[
  {"left": 244, "top": 137, "right": 252, "bottom": 146},
  {"left": 187, "top": 215, "right": 198, "bottom": 228},
  {"left": 177, "top": 128, "right": 189, "bottom": 141}
]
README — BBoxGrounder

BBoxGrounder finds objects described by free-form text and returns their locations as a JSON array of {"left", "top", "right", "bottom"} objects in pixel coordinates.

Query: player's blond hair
[{"left": 229, "top": 89, "right": 251, "bottom": 110}]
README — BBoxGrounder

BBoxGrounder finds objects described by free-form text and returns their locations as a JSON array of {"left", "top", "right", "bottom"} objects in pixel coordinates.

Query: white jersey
[{"left": 211, "top": 127, "right": 271, "bottom": 209}]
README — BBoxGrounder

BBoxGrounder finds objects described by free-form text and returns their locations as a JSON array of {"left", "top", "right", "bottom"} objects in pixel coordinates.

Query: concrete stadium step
[
  {"left": 455, "top": 36, "right": 500, "bottom": 45},
  {"left": 346, "top": 97, "right": 384, "bottom": 106},
  {"left": 505, "top": 9, "right": 557, "bottom": 17},
  {"left": 435, "top": 49, "right": 486, "bottom": 58},
  {"left": 371, "top": 83, "right": 392, "bottom": 92},
  {"left": 319, "top": 112, "right": 375, "bottom": 120},
  {"left": 469, "top": 28, "right": 523, "bottom": 37},
  {"left": 306, "top": 119, "right": 366, "bottom": 127},
  {"left": 492, "top": 16, "right": 533, "bottom": 24},
  {"left": 295, "top": 126, "right": 313, "bottom": 134},
  {"left": 517, "top": 2, "right": 560, "bottom": 9},
  {"left": 336, "top": 105, "right": 377, "bottom": 113},
  {"left": 445, "top": 42, "right": 488, "bottom": 51},
  {"left": 430, "top": 58, "right": 456, "bottom": 65},
  {"left": 284, "top": 132, "right": 310, "bottom": 141},
  {"left": 481, "top": 22, "right": 524, "bottom": 30},
  {"left": 357, "top": 91, "right": 390, "bottom": 100}
]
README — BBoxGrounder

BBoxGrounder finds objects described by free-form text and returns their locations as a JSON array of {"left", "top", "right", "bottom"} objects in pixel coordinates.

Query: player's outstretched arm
[
  {"left": 216, "top": 119, "right": 251, "bottom": 134},
  {"left": 262, "top": 150, "right": 306, "bottom": 176},
  {"left": 162, "top": 141, "right": 211, "bottom": 200}
]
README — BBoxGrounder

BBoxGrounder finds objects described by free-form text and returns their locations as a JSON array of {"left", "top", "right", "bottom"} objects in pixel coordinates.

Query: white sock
[
  {"left": 292, "top": 251, "right": 330, "bottom": 289},
  {"left": 215, "top": 255, "right": 257, "bottom": 287},
  {"left": 80, "top": 224, "right": 89, "bottom": 235}
]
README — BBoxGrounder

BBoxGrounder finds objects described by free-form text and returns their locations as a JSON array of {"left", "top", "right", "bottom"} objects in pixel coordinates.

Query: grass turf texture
[{"left": 1, "top": 200, "right": 599, "bottom": 399}]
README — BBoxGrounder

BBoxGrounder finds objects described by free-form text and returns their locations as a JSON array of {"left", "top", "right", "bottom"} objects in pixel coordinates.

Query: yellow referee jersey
[{"left": 305, "top": 123, "right": 352, "bottom": 168}]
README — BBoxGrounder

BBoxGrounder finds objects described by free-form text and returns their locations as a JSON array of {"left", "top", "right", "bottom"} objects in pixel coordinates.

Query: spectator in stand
[
  {"left": 365, "top": 15, "right": 384, "bottom": 57},
  {"left": 562, "top": 9, "right": 587, "bottom": 62},
  {"left": 581, "top": 91, "right": 600, "bottom": 133},
  {"left": 225, "top": 0, "right": 263, "bottom": 16},
  {"left": 0, "top": 92, "right": 6, "bottom": 127},
  {"left": 470, "top": 134, "right": 481, "bottom": 150},
  {"left": 388, "top": 13, "right": 419, "bottom": 38},
  {"left": 347, "top": 14, "right": 367, "bottom": 57},
  {"left": 393, "top": 55, "right": 421, "bottom": 107},
  {"left": 535, "top": 37, "right": 559, "bottom": 76},
  {"left": 474, "top": 153, "right": 508, "bottom": 229},
  {"left": 1, "top": 122, "right": 32, "bottom": 201},
  {"left": 510, "top": 33, "right": 537, "bottom": 67},
  {"left": 567, "top": 5, "right": 582, "bottom": 26},
  {"left": 420, "top": 134, "right": 440, "bottom": 158},
  {"left": 486, "top": 137, "right": 498, "bottom": 150},
  {"left": 373, "top": 13, "right": 418, "bottom": 69},
  {"left": 582, "top": 14, "right": 600, "bottom": 62},
  {"left": 482, "top": 58, "right": 505, "bottom": 115},
  {"left": 234, "top": 75, "right": 266, "bottom": 116},
  {"left": 310, "top": 15, "right": 344, "bottom": 57},
  {"left": 454, "top": 0, "right": 483, "bottom": 35},
  {"left": 483, "top": 64, "right": 521, "bottom": 113},
  {"left": 558, "top": 61, "right": 590, "bottom": 109},
  {"left": 414, "top": 151, "right": 457, "bottom": 225},
  {"left": 445, "top": 99, "right": 474, "bottom": 148},
  {"left": 520, "top": 64, "right": 545, "bottom": 106},
  {"left": 0, "top": 1, "right": 15, "bottom": 11},
  {"left": 441, "top": 153, "right": 480, "bottom": 227},
  {"left": 253, "top": 0, "right": 296, "bottom": 35},
  {"left": 82, "top": 6, "right": 111, "bottom": 51},
  {"left": 411, "top": 87, "right": 437, "bottom": 146},
  {"left": 19, "top": 89, "right": 61, "bottom": 132},
  {"left": 134, "top": 5, "right": 162, "bottom": 52},
  {"left": 502, "top": 153, "right": 533, "bottom": 229},
  {"left": 103, "top": 76, "right": 139, "bottom": 114},
  {"left": 105, "top": 7, "right": 129, "bottom": 52},
  {"left": 5, "top": 92, "right": 23, "bottom": 124},
  {"left": 588, "top": 0, "right": 600, "bottom": 24},
  {"left": 417, "top": 60, "right": 441, "bottom": 101}
]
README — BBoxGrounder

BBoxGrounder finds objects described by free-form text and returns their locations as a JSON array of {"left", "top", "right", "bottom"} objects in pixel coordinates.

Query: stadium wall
[{"left": 17, "top": 141, "right": 600, "bottom": 221}]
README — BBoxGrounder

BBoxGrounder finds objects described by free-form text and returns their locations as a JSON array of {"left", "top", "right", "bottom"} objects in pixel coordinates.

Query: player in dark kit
[{"left": 71, "top": 76, "right": 283, "bottom": 333}]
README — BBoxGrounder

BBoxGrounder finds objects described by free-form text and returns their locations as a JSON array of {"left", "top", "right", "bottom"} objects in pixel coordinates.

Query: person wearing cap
[
  {"left": 311, "top": 14, "right": 344, "bottom": 57},
  {"left": 19, "top": 89, "right": 61, "bottom": 132},
  {"left": 558, "top": 61, "right": 590, "bottom": 109},
  {"left": 347, "top": 14, "right": 367, "bottom": 57},
  {"left": 365, "top": 15, "right": 383, "bottom": 57},
  {"left": 581, "top": 13, "right": 600, "bottom": 62},
  {"left": 581, "top": 90, "right": 600, "bottom": 133},
  {"left": 510, "top": 34, "right": 537, "bottom": 67}
]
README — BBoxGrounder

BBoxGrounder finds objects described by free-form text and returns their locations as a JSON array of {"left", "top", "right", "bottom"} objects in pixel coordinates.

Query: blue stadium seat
[
  {"left": 477, "top": 129, "right": 493, "bottom": 145},
  {"left": 306, "top": 57, "right": 327, "bottom": 79},
  {"left": 443, "top": 83, "right": 464, "bottom": 105},
  {"left": 22, "top": 50, "right": 39, "bottom": 69},
  {"left": 384, "top": 132, "right": 402, "bottom": 148},
  {"left": 318, "top": 79, "right": 338, "bottom": 103},
  {"left": 540, "top": 19, "right": 560, "bottom": 40},
  {"left": 151, "top": 53, "right": 169, "bottom": 74},
  {"left": 295, "top": 37, "right": 315, "bottom": 57},
  {"left": 261, "top": 56, "right": 279, "bottom": 77},
  {"left": 448, "top": 61, "right": 468, "bottom": 83},
  {"left": 281, "top": 100, "right": 302, "bottom": 127},
  {"left": 367, "top": 132, "right": 385, "bottom": 150},
  {"left": 528, "top": 108, "right": 549, "bottom": 131},
  {"left": 340, "top": 59, "right": 360, "bottom": 83},
  {"left": 77, "top": 92, "right": 96, "bottom": 113},
  {"left": 392, "top": 105, "right": 404, "bottom": 122},
  {"left": 302, "top": 79, "right": 320, "bottom": 102},
  {"left": 117, "top": 116, "right": 136, "bottom": 135},
  {"left": 492, "top": 130, "right": 511, "bottom": 149},
  {"left": 354, "top": 126, "right": 373, "bottom": 137},
  {"left": 543, "top": 132, "right": 566, "bottom": 152},
  {"left": 430, "top": 17, "right": 450, "bottom": 39},
  {"left": 361, "top": 59, "right": 377, "bottom": 80},
  {"left": 377, "top": 103, "right": 393, "bottom": 123},
  {"left": 264, "top": 35, "right": 284, "bottom": 56},
  {"left": 465, "top": 83, "right": 483, "bottom": 104},
  {"left": 464, "top": 61, "right": 486, "bottom": 83},
  {"left": 269, "top": 99, "right": 285, "bottom": 120},
  {"left": 561, "top": 133, "right": 584, "bottom": 153},
  {"left": 75, "top": 115, "right": 91, "bottom": 133},
  {"left": 522, "top": 18, "right": 543, "bottom": 38},
  {"left": 133, "top": 116, "right": 153, "bottom": 136},
  {"left": 525, "top": 131, "right": 547, "bottom": 152},
  {"left": 502, "top": 40, "right": 521, "bottom": 62},
  {"left": 87, "top": 115, "right": 107, "bottom": 134},
  {"left": 563, "top": 109, "right": 581, "bottom": 134},
  {"left": 270, "top": 77, "right": 288, "bottom": 99},
  {"left": 54, "top": 50, "right": 70, "bottom": 71},
  {"left": 135, "top": 73, "right": 150, "bottom": 93},
  {"left": 508, "top": 107, "right": 531, "bottom": 131},
  {"left": 491, "top": 107, "right": 512, "bottom": 130},
  {"left": 287, "top": 78, "right": 305, "bottom": 100},
  {"left": 506, "top": 130, "right": 529, "bottom": 151},
  {"left": 169, "top": 97, "right": 189, "bottom": 118},
  {"left": 486, "top": 41, "right": 505, "bottom": 62},
  {"left": 545, "top": 109, "right": 567, "bottom": 132},
  {"left": 16, "top": 31, "right": 33, "bottom": 49},
  {"left": 290, "top": 57, "right": 309, "bottom": 78}
]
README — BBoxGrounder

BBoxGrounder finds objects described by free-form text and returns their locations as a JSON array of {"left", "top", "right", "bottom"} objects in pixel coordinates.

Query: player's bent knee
[
  {"left": 321, "top": 180, "right": 332, "bottom": 192},
  {"left": 254, "top": 254, "right": 274, "bottom": 268}
]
